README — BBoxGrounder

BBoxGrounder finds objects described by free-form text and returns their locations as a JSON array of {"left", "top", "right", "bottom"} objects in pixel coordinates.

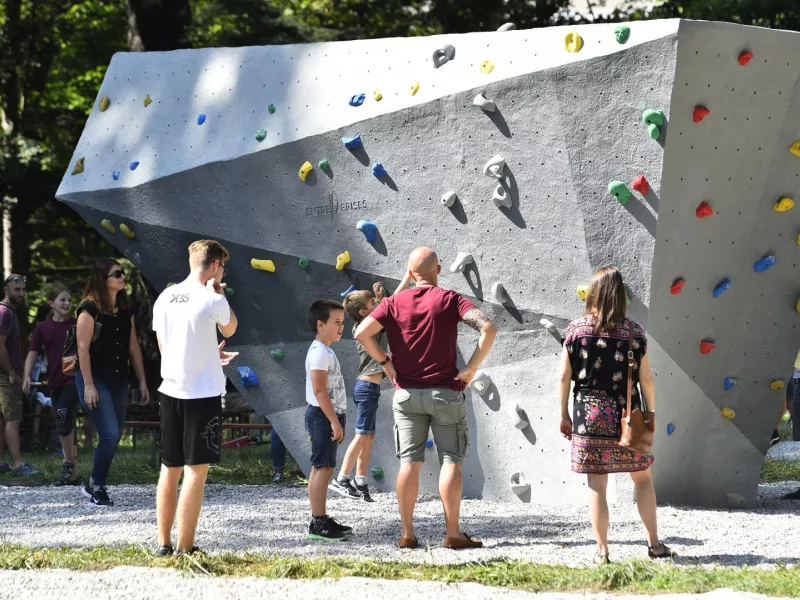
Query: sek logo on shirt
[{"left": 169, "top": 293, "right": 191, "bottom": 304}]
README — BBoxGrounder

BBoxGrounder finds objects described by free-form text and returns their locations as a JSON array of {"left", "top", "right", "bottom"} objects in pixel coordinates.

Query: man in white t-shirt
[{"left": 152, "top": 240, "right": 239, "bottom": 556}]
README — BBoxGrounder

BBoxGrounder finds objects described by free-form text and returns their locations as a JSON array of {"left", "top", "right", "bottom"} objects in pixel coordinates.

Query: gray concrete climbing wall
[{"left": 56, "top": 19, "right": 798, "bottom": 508}]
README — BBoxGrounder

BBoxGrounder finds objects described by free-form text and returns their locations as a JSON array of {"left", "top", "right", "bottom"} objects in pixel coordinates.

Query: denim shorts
[
  {"left": 305, "top": 405, "right": 346, "bottom": 469},
  {"left": 353, "top": 380, "right": 380, "bottom": 435}
]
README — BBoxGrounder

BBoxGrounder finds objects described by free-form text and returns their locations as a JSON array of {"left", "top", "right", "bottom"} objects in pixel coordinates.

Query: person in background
[{"left": 270, "top": 427, "right": 287, "bottom": 483}]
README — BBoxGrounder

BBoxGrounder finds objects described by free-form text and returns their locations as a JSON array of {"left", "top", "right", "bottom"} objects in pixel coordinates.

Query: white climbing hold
[
  {"left": 510, "top": 472, "right": 530, "bottom": 495},
  {"left": 508, "top": 403, "right": 528, "bottom": 430},
  {"left": 540, "top": 319, "right": 558, "bottom": 336},
  {"left": 471, "top": 371, "right": 492, "bottom": 395},
  {"left": 473, "top": 93, "right": 496, "bottom": 112},
  {"left": 441, "top": 190, "right": 457, "bottom": 208},
  {"left": 450, "top": 251, "right": 473, "bottom": 273},
  {"left": 432, "top": 44, "right": 456, "bottom": 68},
  {"left": 726, "top": 493, "right": 746, "bottom": 509},
  {"left": 492, "top": 184, "right": 511, "bottom": 208},
  {"left": 483, "top": 154, "right": 506, "bottom": 179},
  {"left": 497, "top": 23, "right": 516, "bottom": 32},
  {"left": 491, "top": 282, "right": 508, "bottom": 303}
]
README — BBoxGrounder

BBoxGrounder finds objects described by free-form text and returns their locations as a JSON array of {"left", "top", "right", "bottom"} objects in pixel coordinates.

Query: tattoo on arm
[{"left": 462, "top": 309, "right": 489, "bottom": 332}]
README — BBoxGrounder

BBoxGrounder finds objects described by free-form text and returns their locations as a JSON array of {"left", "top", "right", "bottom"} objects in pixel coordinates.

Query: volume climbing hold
[
  {"left": 471, "top": 371, "right": 492, "bottom": 395},
  {"left": 724, "top": 377, "right": 737, "bottom": 391},
  {"left": 473, "top": 93, "right": 496, "bottom": 112},
  {"left": 129, "top": 161, "right": 139, "bottom": 171},
  {"left": 100, "top": 219, "right": 115, "bottom": 234},
  {"left": 738, "top": 50, "right": 754, "bottom": 66},
  {"left": 356, "top": 220, "right": 378, "bottom": 244},
  {"left": 713, "top": 278, "right": 732, "bottom": 298},
  {"left": 450, "top": 252, "right": 473, "bottom": 273},
  {"left": 608, "top": 181, "right": 632, "bottom": 205},
  {"left": 491, "top": 282, "right": 508, "bottom": 303},
  {"left": 790, "top": 141, "right": 800, "bottom": 158},
  {"left": 493, "top": 184, "right": 511, "bottom": 208},
  {"left": 143, "top": 94, "right": 152, "bottom": 107},
  {"left": 721, "top": 406, "right": 736, "bottom": 420},
  {"left": 336, "top": 251, "right": 351, "bottom": 271},
  {"left": 119, "top": 224, "right": 135, "bottom": 239},
  {"left": 237, "top": 366, "right": 259, "bottom": 388},
  {"left": 373, "top": 90, "right": 382, "bottom": 101},
  {"left": 696, "top": 201, "right": 713, "bottom": 219},
  {"left": 565, "top": 31, "right": 583, "bottom": 53},
  {"left": 340, "top": 284, "right": 357, "bottom": 298},
  {"left": 497, "top": 23, "right": 516, "bottom": 32},
  {"left": 700, "top": 340, "right": 716, "bottom": 355},
  {"left": 632, "top": 175, "right": 649, "bottom": 195},
  {"left": 224, "top": 287, "right": 235, "bottom": 298},
  {"left": 298, "top": 256, "right": 310, "bottom": 270},
  {"left": 271, "top": 349, "right": 284, "bottom": 361},
  {"left": 510, "top": 472, "right": 530, "bottom": 496},
  {"left": 349, "top": 93, "right": 365, "bottom": 107},
  {"left": 666, "top": 423, "right": 675, "bottom": 436},
  {"left": 770, "top": 380, "right": 785, "bottom": 391},
  {"left": 509, "top": 403, "right": 528, "bottom": 430},
  {"left": 372, "top": 162, "right": 387, "bottom": 177},
  {"left": 642, "top": 109, "right": 665, "bottom": 139},
  {"left": 614, "top": 25, "right": 631, "bottom": 44},
  {"left": 251, "top": 259, "right": 276, "bottom": 273},
  {"left": 670, "top": 278, "right": 685, "bottom": 295},
  {"left": 71, "top": 157, "right": 85, "bottom": 175},
  {"left": 483, "top": 154, "right": 506, "bottom": 178},
  {"left": 432, "top": 44, "right": 456, "bottom": 68},
  {"left": 480, "top": 60, "right": 495, "bottom": 74},
  {"left": 371, "top": 466, "right": 384, "bottom": 480},
  {"left": 197, "top": 113, "right": 206, "bottom": 125},
  {"left": 425, "top": 438, "right": 434, "bottom": 449},
  {"left": 774, "top": 197, "right": 794, "bottom": 212},
  {"left": 318, "top": 159, "right": 329, "bottom": 171},
  {"left": 409, "top": 82, "right": 420, "bottom": 96},
  {"left": 693, "top": 105, "right": 711, "bottom": 123},
  {"left": 255, "top": 128, "right": 267, "bottom": 142},
  {"left": 753, "top": 255, "right": 777, "bottom": 273},
  {"left": 298, "top": 161, "right": 313, "bottom": 182},
  {"left": 268, "top": 103, "right": 276, "bottom": 114},
  {"left": 441, "top": 191, "right": 457, "bottom": 208},
  {"left": 342, "top": 135, "right": 362, "bottom": 149},
  {"left": 112, "top": 169, "right": 121, "bottom": 181},
  {"left": 577, "top": 285, "right": 589, "bottom": 301},
  {"left": 99, "top": 95, "right": 110, "bottom": 112}
]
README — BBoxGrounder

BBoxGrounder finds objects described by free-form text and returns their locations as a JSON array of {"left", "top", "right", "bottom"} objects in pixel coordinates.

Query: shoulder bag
[
  {"left": 62, "top": 315, "right": 102, "bottom": 376},
  {"left": 619, "top": 325, "right": 655, "bottom": 454}
]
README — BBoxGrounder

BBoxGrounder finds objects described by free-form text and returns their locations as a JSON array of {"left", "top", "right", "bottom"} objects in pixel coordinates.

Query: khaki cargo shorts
[
  {"left": 393, "top": 387, "right": 468, "bottom": 465},
  {"left": 0, "top": 372, "right": 23, "bottom": 422}
]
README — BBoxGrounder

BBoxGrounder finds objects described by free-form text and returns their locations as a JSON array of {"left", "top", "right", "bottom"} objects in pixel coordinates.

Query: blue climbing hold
[
  {"left": 713, "top": 278, "right": 732, "bottom": 298},
  {"left": 753, "top": 255, "right": 777, "bottom": 273},
  {"left": 237, "top": 366, "right": 259, "bottom": 388},
  {"left": 129, "top": 161, "right": 139, "bottom": 171},
  {"left": 112, "top": 169, "right": 121, "bottom": 181},
  {"left": 356, "top": 220, "right": 378, "bottom": 244},
  {"left": 372, "top": 162, "right": 387, "bottom": 177},
  {"left": 340, "top": 283, "right": 357, "bottom": 298},
  {"left": 342, "top": 135, "right": 362, "bottom": 149},
  {"left": 197, "top": 113, "right": 206, "bottom": 125},
  {"left": 724, "top": 377, "right": 737, "bottom": 391},
  {"left": 349, "top": 93, "right": 366, "bottom": 107},
  {"left": 666, "top": 423, "right": 675, "bottom": 436},
  {"left": 425, "top": 438, "right": 434, "bottom": 449}
]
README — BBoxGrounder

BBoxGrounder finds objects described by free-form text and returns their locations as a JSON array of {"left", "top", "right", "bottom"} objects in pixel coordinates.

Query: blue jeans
[
  {"left": 76, "top": 372, "right": 129, "bottom": 487},
  {"left": 353, "top": 380, "right": 380, "bottom": 435},
  {"left": 270, "top": 427, "right": 287, "bottom": 471}
]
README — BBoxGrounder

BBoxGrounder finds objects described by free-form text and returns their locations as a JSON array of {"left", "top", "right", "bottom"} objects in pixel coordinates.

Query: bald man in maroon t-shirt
[{"left": 356, "top": 247, "right": 496, "bottom": 550}]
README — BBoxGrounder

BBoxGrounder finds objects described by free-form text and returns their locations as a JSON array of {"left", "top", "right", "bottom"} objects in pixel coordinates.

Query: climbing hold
[
  {"left": 336, "top": 251, "right": 351, "bottom": 271},
  {"left": 510, "top": 472, "right": 530, "bottom": 496},
  {"left": 724, "top": 377, "right": 737, "bottom": 391},
  {"left": 626, "top": 294, "right": 632, "bottom": 307},
  {"left": 770, "top": 380, "right": 785, "bottom": 391},
  {"left": 666, "top": 423, "right": 675, "bottom": 436},
  {"left": 298, "top": 256, "right": 310, "bottom": 270},
  {"left": 480, "top": 60, "right": 495, "bottom": 74},
  {"left": 129, "top": 161, "right": 139, "bottom": 171},
  {"left": 425, "top": 438, "right": 434, "bottom": 449},
  {"left": 349, "top": 93, "right": 366, "bottom": 107},
  {"left": 342, "top": 135, "right": 362, "bottom": 149},
  {"left": 491, "top": 282, "right": 508, "bottom": 303},
  {"left": 449, "top": 252, "right": 473, "bottom": 273},
  {"left": 608, "top": 181, "right": 632, "bottom": 205},
  {"left": 497, "top": 23, "right": 516, "bottom": 32},
  {"left": 71, "top": 157, "right": 85, "bottom": 176},
  {"left": 370, "top": 466, "right": 384, "bottom": 480},
  {"left": 492, "top": 184, "right": 511, "bottom": 208},
  {"left": 473, "top": 93, "right": 496, "bottom": 112},
  {"left": 99, "top": 96, "right": 110, "bottom": 112},
  {"left": 564, "top": 31, "right": 583, "bottom": 53},
  {"left": 318, "top": 159, "right": 329, "bottom": 171},
  {"left": 670, "top": 278, "right": 685, "bottom": 295},
  {"left": 224, "top": 287, "right": 235, "bottom": 298},
  {"left": 409, "top": 82, "right": 420, "bottom": 96},
  {"left": 373, "top": 90, "right": 382, "bottom": 101},
  {"left": 540, "top": 319, "right": 559, "bottom": 336},
  {"left": 632, "top": 175, "right": 649, "bottom": 195},
  {"left": 696, "top": 201, "right": 713, "bottom": 219},
  {"left": 738, "top": 50, "right": 754, "bottom": 66},
  {"left": 790, "top": 141, "right": 800, "bottom": 158},
  {"left": 255, "top": 128, "right": 267, "bottom": 142},
  {"left": 774, "top": 197, "right": 794, "bottom": 212},
  {"left": 237, "top": 366, "right": 259, "bottom": 388},
  {"left": 268, "top": 103, "right": 276, "bottom": 114},
  {"left": 100, "top": 219, "right": 116, "bottom": 235},
  {"left": 614, "top": 25, "right": 630, "bottom": 44},
  {"left": 712, "top": 278, "right": 732, "bottom": 298},
  {"left": 340, "top": 283, "right": 357, "bottom": 298},
  {"left": 753, "top": 255, "right": 777, "bottom": 273},
  {"left": 693, "top": 105, "right": 711, "bottom": 123},
  {"left": 356, "top": 220, "right": 378, "bottom": 244},
  {"left": 482, "top": 154, "right": 506, "bottom": 178},
  {"left": 726, "top": 493, "right": 745, "bottom": 509},
  {"left": 471, "top": 371, "right": 492, "bottom": 395},
  {"left": 508, "top": 403, "right": 528, "bottom": 430},
  {"left": 700, "top": 339, "right": 716, "bottom": 355},
  {"left": 197, "top": 113, "right": 206, "bottom": 125},
  {"left": 721, "top": 407, "right": 736, "bottom": 420},
  {"left": 251, "top": 259, "right": 276, "bottom": 273},
  {"left": 796, "top": 296, "right": 800, "bottom": 314},
  {"left": 112, "top": 169, "right": 121, "bottom": 181},
  {"left": 271, "top": 348, "right": 284, "bottom": 361},
  {"left": 298, "top": 161, "right": 313, "bottom": 182},
  {"left": 143, "top": 94, "right": 152, "bottom": 107},
  {"left": 432, "top": 44, "right": 456, "bottom": 68},
  {"left": 119, "top": 224, "right": 135, "bottom": 239},
  {"left": 577, "top": 285, "right": 589, "bottom": 301},
  {"left": 441, "top": 191, "right": 457, "bottom": 208},
  {"left": 166, "top": 282, "right": 176, "bottom": 288},
  {"left": 641, "top": 109, "right": 665, "bottom": 139},
  {"left": 372, "top": 162, "right": 387, "bottom": 177}
]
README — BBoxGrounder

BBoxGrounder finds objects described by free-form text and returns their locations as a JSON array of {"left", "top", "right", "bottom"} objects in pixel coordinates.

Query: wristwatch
[{"left": 379, "top": 356, "right": 391, "bottom": 366}]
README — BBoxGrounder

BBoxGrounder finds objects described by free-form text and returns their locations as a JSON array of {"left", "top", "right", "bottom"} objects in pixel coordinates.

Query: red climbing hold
[
  {"left": 700, "top": 340, "right": 716, "bottom": 355},
  {"left": 670, "top": 278, "right": 685, "bottom": 295},
  {"left": 696, "top": 201, "right": 713, "bottom": 219},
  {"left": 693, "top": 106, "right": 710, "bottom": 123},
  {"left": 633, "top": 175, "right": 649, "bottom": 195},
  {"left": 738, "top": 50, "right": 754, "bottom": 66}
]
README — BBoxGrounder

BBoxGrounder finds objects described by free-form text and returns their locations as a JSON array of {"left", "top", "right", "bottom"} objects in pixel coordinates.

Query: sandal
[
  {"left": 593, "top": 553, "right": 610, "bottom": 565},
  {"left": 648, "top": 542, "right": 676, "bottom": 559}
]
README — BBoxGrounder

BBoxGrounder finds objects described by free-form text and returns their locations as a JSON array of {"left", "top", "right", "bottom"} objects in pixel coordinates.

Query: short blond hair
[
  {"left": 188, "top": 240, "right": 230, "bottom": 270},
  {"left": 343, "top": 290, "right": 373, "bottom": 323}
]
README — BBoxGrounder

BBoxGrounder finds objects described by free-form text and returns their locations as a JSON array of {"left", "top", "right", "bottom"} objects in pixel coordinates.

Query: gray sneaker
[
  {"left": 0, "top": 462, "right": 10, "bottom": 474},
  {"left": 13, "top": 463, "right": 40, "bottom": 477}
]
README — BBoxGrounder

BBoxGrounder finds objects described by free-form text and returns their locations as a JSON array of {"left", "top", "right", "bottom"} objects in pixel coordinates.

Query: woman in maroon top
[{"left": 23, "top": 284, "right": 80, "bottom": 485}]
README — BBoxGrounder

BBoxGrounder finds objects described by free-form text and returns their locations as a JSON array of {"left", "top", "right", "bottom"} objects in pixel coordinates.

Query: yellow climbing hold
[
  {"left": 774, "top": 197, "right": 794, "bottom": 212},
  {"left": 770, "top": 380, "right": 785, "bottom": 391},
  {"left": 410, "top": 82, "right": 420, "bottom": 96},
  {"left": 480, "top": 60, "right": 495, "bottom": 74},
  {"left": 100, "top": 219, "right": 115, "bottom": 234},
  {"left": 577, "top": 285, "right": 589, "bottom": 301},
  {"left": 71, "top": 157, "right": 85, "bottom": 175},
  {"left": 251, "top": 259, "right": 276, "bottom": 273},
  {"left": 796, "top": 296, "right": 800, "bottom": 314},
  {"left": 99, "top": 95, "right": 110, "bottom": 112},
  {"left": 298, "top": 161, "right": 313, "bottom": 182},
  {"left": 119, "top": 223, "right": 135, "bottom": 239},
  {"left": 143, "top": 94, "right": 152, "bottom": 107},
  {"left": 797, "top": 233, "right": 800, "bottom": 246},
  {"left": 374, "top": 89, "right": 382, "bottom": 101},
  {"left": 721, "top": 407, "right": 736, "bottom": 420},
  {"left": 790, "top": 140, "right": 800, "bottom": 157},
  {"left": 336, "top": 251, "right": 351, "bottom": 271},
  {"left": 565, "top": 31, "right": 584, "bottom": 53}
]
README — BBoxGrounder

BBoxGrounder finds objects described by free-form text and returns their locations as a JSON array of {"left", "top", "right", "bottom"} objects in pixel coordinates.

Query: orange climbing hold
[
  {"left": 700, "top": 340, "right": 716, "bottom": 355},
  {"left": 738, "top": 50, "right": 754, "bottom": 65},
  {"left": 696, "top": 201, "right": 713, "bottom": 219},
  {"left": 693, "top": 106, "right": 710, "bottom": 123},
  {"left": 670, "top": 278, "right": 685, "bottom": 295},
  {"left": 633, "top": 175, "right": 649, "bottom": 194}
]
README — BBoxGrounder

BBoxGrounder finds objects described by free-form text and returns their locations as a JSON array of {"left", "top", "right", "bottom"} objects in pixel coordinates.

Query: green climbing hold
[
  {"left": 608, "top": 181, "right": 632, "bottom": 205},
  {"left": 271, "top": 348, "right": 285, "bottom": 361},
  {"left": 255, "top": 128, "right": 267, "bottom": 142},
  {"left": 166, "top": 282, "right": 177, "bottom": 288},
  {"left": 268, "top": 103, "right": 276, "bottom": 114},
  {"left": 626, "top": 294, "right": 632, "bottom": 307},
  {"left": 224, "top": 287, "right": 235, "bottom": 297},
  {"left": 99, "top": 95, "right": 110, "bottom": 112},
  {"left": 143, "top": 94, "right": 152, "bottom": 107},
  {"left": 71, "top": 157, "right": 85, "bottom": 176},
  {"left": 614, "top": 26, "right": 630, "bottom": 44},
  {"left": 642, "top": 109, "right": 665, "bottom": 140},
  {"left": 371, "top": 466, "right": 384, "bottom": 480},
  {"left": 298, "top": 256, "right": 310, "bottom": 269},
  {"left": 318, "top": 159, "right": 330, "bottom": 170}
]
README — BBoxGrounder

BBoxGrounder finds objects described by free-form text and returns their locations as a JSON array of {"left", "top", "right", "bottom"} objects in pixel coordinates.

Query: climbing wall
[{"left": 56, "top": 19, "right": 798, "bottom": 508}]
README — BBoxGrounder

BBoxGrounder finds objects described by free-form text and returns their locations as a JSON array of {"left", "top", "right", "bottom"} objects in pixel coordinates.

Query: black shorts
[{"left": 160, "top": 393, "right": 222, "bottom": 467}]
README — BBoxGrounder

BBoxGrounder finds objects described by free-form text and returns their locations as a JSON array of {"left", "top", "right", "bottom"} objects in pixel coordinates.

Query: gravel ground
[
  {"left": 767, "top": 441, "right": 800, "bottom": 461},
  {"left": 0, "top": 570, "right": 788, "bottom": 600},
  {"left": 1, "top": 482, "right": 798, "bottom": 568}
]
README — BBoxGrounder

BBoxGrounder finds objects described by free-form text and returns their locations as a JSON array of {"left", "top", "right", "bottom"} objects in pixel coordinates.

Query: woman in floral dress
[{"left": 558, "top": 266, "right": 674, "bottom": 564}]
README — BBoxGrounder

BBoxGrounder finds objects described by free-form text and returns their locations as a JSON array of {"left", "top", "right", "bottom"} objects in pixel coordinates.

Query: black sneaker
[
  {"left": 308, "top": 517, "right": 347, "bottom": 541},
  {"left": 82, "top": 484, "right": 113, "bottom": 507},
  {"left": 328, "top": 477, "right": 361, "bottom": 499},
  {"left": 770, "top": 430, "right": 781, "bottom": 447},
  {"left": 155, "top": 545, "right": 174, "bottom": 557},
  {"left": 327, "top": 516, "right": 353, "bottom": 536},
  {"left": 55, "top": 461, "right": 77, "bottom": 486},
  {"left": 783, "top": 488, "right": 800, "bottom": 500},
  {"left": 354, "top": 482, "right": 374, "bottom": 503}
]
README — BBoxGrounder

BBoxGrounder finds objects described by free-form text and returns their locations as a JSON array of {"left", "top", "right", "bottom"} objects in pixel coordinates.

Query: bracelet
[{"left": 379, "top": 356, "right": 391, "bottom": 366}]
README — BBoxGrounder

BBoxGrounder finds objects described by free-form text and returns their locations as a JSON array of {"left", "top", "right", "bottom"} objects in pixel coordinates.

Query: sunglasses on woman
[{"left": 104, "top": 269, "right": 126, "bottom": 280}]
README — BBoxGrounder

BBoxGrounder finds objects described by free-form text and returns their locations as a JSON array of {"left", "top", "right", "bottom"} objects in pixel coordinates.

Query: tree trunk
[{"left": 127, "top": 0, "right": 191, "bottom": 51}]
